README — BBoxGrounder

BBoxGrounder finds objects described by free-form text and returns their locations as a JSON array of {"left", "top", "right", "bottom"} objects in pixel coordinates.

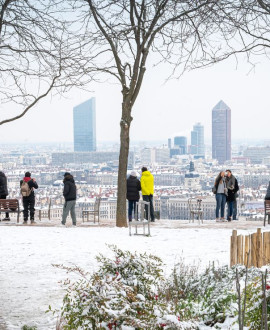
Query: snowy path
[{"left": 0, "top": 225, "right": 260, "bottom": 329}]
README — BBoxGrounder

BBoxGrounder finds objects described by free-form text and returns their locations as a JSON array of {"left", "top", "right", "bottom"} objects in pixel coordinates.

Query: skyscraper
[
  {"left": 191, "top": 123, "right": 204, "bottom": 158},
  {"left": 212, "top": 100, "right": 231, "bottom": 164},
  {"left": 174, "top": 136, "right": 187, "bottom": 154},
  {"left": 73, "top": 97, "right": 96, "bottom": 152}
]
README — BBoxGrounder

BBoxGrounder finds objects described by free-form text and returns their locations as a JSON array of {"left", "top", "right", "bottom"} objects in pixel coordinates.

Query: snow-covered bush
[
  {"left": 167, "top": 263, "right": 270, "bottom": 328},
  {"left": 53, "top": 246, "right": 270, "bottom": 329},
  {"left": 243, "top": 271, "right": 270, "bottom": 329},
  {"left": 55, "top": 245, "right": 198, "bottom": 329}
]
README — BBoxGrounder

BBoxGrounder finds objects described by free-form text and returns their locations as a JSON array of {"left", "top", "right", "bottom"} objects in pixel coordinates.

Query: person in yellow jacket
[{"left": 141, "top": 167, "right": 155, "bottom": 222}]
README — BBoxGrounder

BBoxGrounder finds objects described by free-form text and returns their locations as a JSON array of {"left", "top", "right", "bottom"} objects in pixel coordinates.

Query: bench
[
  {"left": 0, "top": 199, "right": 21, "bottom": 223},
  {"left": 129, "top": 200, "right": 151, "bottom": 236},
  {"left": 82, "top": 197, "right": 101, "bottom": 223},
  {"left": 188, "top": 198, "right": 203, "bottom": 224},
  {"left": 264, "top": 200, "right": 270, "bottom": 226}
]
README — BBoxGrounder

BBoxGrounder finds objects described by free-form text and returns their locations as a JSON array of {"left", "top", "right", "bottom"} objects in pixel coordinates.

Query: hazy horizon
[{"left": 1, "top": 53, "right": 270, "bottom": 145}]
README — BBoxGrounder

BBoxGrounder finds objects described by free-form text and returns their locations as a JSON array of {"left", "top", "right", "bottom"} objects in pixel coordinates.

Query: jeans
[
  {"left": 128, "top": 200, "right": 138, "bottom": 221},
  {"left": 233, "top": 199, "right": 237, "bottom": 220},
  {"left": 62, "top": 200, "right": 76, "bottom": 225},
  {"left": 227, "top": 201, "right": 234, "bottom": 219},
  {"left": 23, "top": 195, "right": 35, "bottom": 220},
  {"left": 215, "top": 193, "right": 226, "bottom": 218},
  {"left": 142, "top": 195, "right": 155, "bottom": 221}
]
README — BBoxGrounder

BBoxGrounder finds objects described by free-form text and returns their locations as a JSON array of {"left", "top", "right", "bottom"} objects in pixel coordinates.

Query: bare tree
[
  {"left": 65, "top": 0, "right": 240, "bottom": 227},
  {"left": 0, "top": 0, "right": 91, "bottom": 126}
]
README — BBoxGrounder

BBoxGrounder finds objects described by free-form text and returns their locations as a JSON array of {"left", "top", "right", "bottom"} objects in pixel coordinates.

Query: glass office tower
[
  {"left": 174, "top": 136, "right": 187, "bottom": 154},
  {"left": 212, "top": 100, "right": 231, "bottom": 164},
  {"left": 73, "top": 97, "right": 96, "bottom": 152},
  {"left": 191, "top": 123, "right": 205, "bottom": 158}
]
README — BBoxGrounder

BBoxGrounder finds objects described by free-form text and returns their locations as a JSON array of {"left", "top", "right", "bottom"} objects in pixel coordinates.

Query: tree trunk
[{"left": 116, "top": 102, "right": 132, "bottom": 227}]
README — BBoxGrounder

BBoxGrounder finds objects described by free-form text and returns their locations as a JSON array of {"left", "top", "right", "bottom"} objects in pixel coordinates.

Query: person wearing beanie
[
  {"left": 141, "top": 167, "right": 155, "bottom": 222},
  {"left": 0, "top": 171, "right": 10, "bottom": 221},
  {"left": 126, "top": 170, "right": 141, "bottom": 222},
  {"left": 20, "top": 172, "right": 38, "bottom": 224},
  {"left": 61, "top": 173, "right": 77, "bottom": 226}
]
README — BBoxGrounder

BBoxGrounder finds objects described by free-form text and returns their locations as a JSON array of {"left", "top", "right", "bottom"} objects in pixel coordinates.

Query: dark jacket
[
  {"left": 126, "top": 175, "right": 141, "bottom": 201},
  {"left": 20, "top": 178, "right": 38, "bottom": 197},
  {"left": 0, "top": 171, "right": 8, "bottom": 196},
  {"left": 63, "top": 175, "right": 77, "bottom": 201},
  {"left": 227, "top": 178, "right": 239, "bottom": 202}
]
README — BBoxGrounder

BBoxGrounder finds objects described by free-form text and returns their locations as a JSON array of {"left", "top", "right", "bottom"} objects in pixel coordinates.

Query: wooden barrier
[{"left": 230, "top": 229, "right": 270, "bottom": 268}]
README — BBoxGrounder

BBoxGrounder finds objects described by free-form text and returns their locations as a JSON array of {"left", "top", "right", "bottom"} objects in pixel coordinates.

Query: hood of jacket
[
  {"left": 141, "top": 171, "right": 151, "bottom": 178},
  {"left": 63, "top": 175, "right": 75, "bottom": 183},
  {"left": 0, "top": 171, "right": 5, "bottom": 178}
]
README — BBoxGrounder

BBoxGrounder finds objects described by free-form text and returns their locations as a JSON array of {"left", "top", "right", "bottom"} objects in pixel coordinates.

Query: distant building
[
  {"left": 191, "top": 123, "right": 204, "bottom": 158},
  {"left": 52, "top": 151, "right": 134, "bottom": 167},
  {"left": 212, "top": 100, "right": 231, "bottom": 164},
  {"left": 174, "top": 136, "right": 187, "bottom": 154},
  {"left": 141, "top": 147, "right": 170, "bottom": 164},
  {"left": 243, "top": 146, "right": 270, "bottom": 164},
  {"left": 184, "top": 161, "right": 201, "bottom": 190},
  {"left": 168, "top": 138, "right": 172, "bottom": 149},
  {"left": 73, "top": 98, "right": 96, "bottom": 152}
]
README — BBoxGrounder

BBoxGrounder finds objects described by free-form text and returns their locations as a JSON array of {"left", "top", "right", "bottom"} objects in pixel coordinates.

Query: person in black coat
[
  {"left": 61, "top": 172, "right": 77, "bottom": 226},
  {"left": 0, "top": 171, "right": 9, "bottom": 220},
  {"left": 20, "top": 171, "right": 38, "bottom": 224},
  {"left": 126, "top": 170, "right": 141, "bottom": 222}
]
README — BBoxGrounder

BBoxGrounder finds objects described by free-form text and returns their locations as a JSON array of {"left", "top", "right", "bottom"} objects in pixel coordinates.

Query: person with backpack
[
  {"left": 126, "top": 170, "right": 141, "bottom": 222},
  {"left": 0, "top": 171, "right": 10, "bottom": 221},
  {"left": 61, "top": 172, "right": 77, "bottom": 226},
  {"left": 20, "top": 172, "right": 38, "bottom": 224},
  {"left": 232, "top": 178, "right": 239, "bottom": 220}
]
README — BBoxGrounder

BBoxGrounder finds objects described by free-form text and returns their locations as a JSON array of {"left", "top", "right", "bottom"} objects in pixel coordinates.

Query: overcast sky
[{"left": 0, "top": 53, "right": 269, "bottom": 145}]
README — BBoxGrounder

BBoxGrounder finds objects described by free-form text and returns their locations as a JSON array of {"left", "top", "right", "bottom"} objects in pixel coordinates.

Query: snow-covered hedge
[{"left": 53, "top": 246, "right": 270, "bottom": 329}]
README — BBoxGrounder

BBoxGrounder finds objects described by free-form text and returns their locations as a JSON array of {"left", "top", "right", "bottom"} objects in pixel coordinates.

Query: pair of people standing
[
  {"left": 126, "top": 167, "right": 155, "bottom": 222},
  {"left": 214, "top": 170, "right": 239, "bottom": 222},
  {"left": 0, "top": 171, "right": 38, "bottom": 223}
]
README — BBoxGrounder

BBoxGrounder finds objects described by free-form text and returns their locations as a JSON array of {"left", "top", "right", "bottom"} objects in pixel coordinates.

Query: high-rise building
[
  {"left": 73, "top": 98, "right": 96, "bottom": 152},
  {"left": 212, "top": 100, "right": 231, "bottom": 164},
  {"left": 191, "top": 123, "right": 204, "bottom": 158},
  {"left": 174, "top": 136, "right": 187, "bottom": 154}
]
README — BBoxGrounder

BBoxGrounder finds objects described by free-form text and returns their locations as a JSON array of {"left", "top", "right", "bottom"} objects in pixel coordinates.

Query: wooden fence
[{"left": 230, "top": 228, "right": 270, "bottom": 268}]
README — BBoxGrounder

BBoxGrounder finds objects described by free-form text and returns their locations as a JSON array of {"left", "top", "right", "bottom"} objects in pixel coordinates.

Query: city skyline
[{"left": 0, "top": 55, "right": 270, "bottom": 144}]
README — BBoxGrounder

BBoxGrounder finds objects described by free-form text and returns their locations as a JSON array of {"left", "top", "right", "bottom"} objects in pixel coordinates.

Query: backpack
[{"left": 21, "top": 181, "right": 32, "bottom": 197}]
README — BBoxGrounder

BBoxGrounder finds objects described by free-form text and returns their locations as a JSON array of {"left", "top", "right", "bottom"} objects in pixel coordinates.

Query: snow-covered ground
[{"left": 0, "top": 224, "right": 265, "bottom": 329}]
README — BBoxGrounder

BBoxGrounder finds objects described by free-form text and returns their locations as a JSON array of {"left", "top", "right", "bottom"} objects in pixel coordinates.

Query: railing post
[{"left": 230, "top": 230, "right": 237, "bottom": 267}]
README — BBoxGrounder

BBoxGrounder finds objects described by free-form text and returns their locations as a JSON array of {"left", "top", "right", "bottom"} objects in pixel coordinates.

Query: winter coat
[
  {"left": 20, "top": 178, "right": 39, "bottom": 198},
  {"left": 63, "top": 175, "right": 77, "bottom": 201},
  {"left": 0, "top": 171, "right": 8, "bottom": 196},
  {"left": 265, "top": 181, "right": 270, "bottom": 200},
  {"left": 226, "top": 175, "right": 236, "bottom": 190},
  {"left": 126, "top": 175, "right": 141, "bottom": 201},
  {"left": 227, "top": 178, "right": 239, "bottom": 202},
  {"left": 141, "top": 171, "right": 154, "bottom": 196}
]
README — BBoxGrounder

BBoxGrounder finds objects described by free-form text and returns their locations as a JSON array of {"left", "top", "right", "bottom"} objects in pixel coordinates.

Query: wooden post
[
  {"left": 251, "top": 232, "right": 257, "bottom": 267},
  {"left": 237, "top": 235, "right": 243, "bottom": 264},
  {"left": 256, "top": 228, "right": 262, "bottom": 268},
  {"left": 244, "top": 235, "right": 250, "bottom": 267},
  {"left": 231, "top": 230, "right": 237, "bottom": 267},
  {"left": 263, "top": 232, "right": 270, "bottom": 265}
]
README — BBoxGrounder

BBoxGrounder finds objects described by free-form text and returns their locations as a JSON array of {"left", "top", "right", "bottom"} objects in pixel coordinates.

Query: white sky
[{"left": 0, "top": 54, "right": 269, "bottom": 145}]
